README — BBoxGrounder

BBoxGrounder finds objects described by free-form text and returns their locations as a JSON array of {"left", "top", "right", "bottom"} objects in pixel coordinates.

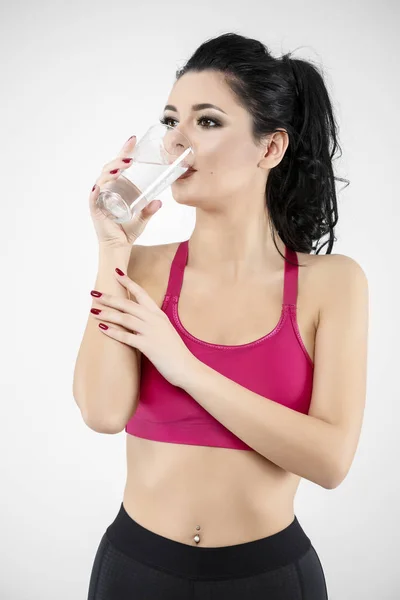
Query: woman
[{"left": 74, "top": 32, "right": 369, "bottom": 599}]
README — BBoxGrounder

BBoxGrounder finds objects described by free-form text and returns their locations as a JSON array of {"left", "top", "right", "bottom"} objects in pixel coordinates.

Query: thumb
[{"left": 140, "top": 199, "right": 162, "bottom": 219}]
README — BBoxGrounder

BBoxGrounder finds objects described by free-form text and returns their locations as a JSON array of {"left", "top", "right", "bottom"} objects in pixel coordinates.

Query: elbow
[
  {"left": 74, "top": 387, "right": 133, "bottom": 434},
  {"left": 323, "top": 460, "right": 347, "bottom": 490},
  {"left": 82, "top": 410, "right": 126, "bottom": 434}
]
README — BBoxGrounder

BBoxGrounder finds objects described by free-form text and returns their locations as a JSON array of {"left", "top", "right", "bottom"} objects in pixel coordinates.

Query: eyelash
[{"left": 159, "top": 115, "right": 222, "bottom": 129}]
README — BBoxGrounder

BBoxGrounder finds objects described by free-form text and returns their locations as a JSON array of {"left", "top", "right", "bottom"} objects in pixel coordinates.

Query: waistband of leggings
[{"left": 105, "top": 502, "right": 312, "bottom": 580}]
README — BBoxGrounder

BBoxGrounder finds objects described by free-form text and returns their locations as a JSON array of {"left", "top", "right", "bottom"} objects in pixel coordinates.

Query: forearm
[
  {"left": 73, "top": 245, "right": 139, "bottom": 432},
  {"left": 181, "top": 359, "right": 341, "bottom": 489}
]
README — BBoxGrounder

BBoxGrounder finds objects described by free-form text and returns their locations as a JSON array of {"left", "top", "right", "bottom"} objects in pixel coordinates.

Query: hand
[
  {"left": 89, "top": 268, "right": 196, "bottom": 388},
  {"left": 89, "top": 135, "right": 162, "bottom": 249}
]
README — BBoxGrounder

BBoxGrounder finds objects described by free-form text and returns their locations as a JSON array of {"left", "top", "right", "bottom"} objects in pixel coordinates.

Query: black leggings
[{"left": 87, "top": 503, "right": 328, "bottom": 599}]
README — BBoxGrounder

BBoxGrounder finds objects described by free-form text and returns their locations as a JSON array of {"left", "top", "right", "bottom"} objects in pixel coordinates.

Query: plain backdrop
[{"left": 1, "top": 0, "right": 399, "bottom": 598}]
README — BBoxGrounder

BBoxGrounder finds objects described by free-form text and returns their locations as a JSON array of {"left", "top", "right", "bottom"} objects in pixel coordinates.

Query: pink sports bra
[{"left": 125, "top": 239, "right": 314, "bottom": 450}]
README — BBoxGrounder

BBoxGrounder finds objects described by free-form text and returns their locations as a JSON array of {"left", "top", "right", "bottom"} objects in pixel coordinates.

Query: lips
[{"left": 178, "top": 167, "right": 197, "bottom": 180}]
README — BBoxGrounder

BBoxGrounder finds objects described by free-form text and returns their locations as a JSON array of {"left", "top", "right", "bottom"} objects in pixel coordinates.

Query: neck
[{"left": 188, "top": 209, "right": 286, "bottom": 282}]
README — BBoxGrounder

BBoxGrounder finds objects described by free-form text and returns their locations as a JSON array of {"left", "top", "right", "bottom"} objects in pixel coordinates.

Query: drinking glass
[{"left": 96, "top": 123, "right": 194, "bottom": 223}]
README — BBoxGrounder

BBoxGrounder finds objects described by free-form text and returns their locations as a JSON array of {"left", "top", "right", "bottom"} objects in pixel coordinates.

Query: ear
[{"left": 258, "top": 130, "right": 289, "bottom": 170}]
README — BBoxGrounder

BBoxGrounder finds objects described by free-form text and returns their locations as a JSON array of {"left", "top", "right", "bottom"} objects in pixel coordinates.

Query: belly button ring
[{"left": 193, "top": 525, "right": 201, "bottom": 544}]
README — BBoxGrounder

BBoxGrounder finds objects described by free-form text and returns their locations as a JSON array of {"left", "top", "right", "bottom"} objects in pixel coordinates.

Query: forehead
[{"left": 166, "top": 71, "right": 237, "bottom": 110}]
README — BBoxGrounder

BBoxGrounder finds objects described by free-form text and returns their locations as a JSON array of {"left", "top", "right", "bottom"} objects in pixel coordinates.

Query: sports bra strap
[
  {"left": 283, "top": 246, "right": 299, "bottom": 306},
  {"left": 165, "top": 239, "right": 298, "bottom": 307},
  {"left": 164, "top": 239, "right": 188, "bottom": 299}
]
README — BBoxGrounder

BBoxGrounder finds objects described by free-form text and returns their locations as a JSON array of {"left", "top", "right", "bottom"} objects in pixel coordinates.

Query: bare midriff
[
  {"left": 123, "top": 436, "right": 302, "bottom": 547},
  {"left": 122, "top": 242, "right": 320, "bottom": 547}
]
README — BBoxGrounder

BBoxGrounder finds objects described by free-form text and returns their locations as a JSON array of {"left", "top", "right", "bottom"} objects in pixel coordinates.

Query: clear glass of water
[{"left": 96, "top": 123, "right": 194, "bottom": 223}]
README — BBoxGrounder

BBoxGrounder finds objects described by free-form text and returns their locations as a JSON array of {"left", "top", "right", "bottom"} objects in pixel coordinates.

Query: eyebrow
[{"left": 163, "top": 103, "right": 227, "bottom": 115}]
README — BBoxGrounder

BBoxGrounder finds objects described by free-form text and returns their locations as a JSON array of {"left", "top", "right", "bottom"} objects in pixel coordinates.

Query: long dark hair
[{"left": 175, "top": 32, "right": 349, "bottom": 266}]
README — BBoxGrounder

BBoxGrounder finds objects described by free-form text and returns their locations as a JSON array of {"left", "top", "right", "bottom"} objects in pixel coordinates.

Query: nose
[
  {"left": 171, "top": 129, "right": 189, "bottom": 149},
  {"left": 164, "top": 128, "right": 194, "bottom": 168}
]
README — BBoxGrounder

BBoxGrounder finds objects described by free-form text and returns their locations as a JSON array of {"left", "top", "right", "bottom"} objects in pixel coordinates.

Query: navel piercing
[{"left": 193, "top": 525, "right": 201, "bottom": 544}]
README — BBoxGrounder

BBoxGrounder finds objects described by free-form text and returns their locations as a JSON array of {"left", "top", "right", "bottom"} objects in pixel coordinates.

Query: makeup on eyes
[{"left": 159, "top": 115, "right": 222, "bottom": 129}]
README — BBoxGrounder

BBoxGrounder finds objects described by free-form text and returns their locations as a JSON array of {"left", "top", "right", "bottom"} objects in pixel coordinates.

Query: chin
[{"left": 172, "top": 194, "right": 200, "bottom": 207}]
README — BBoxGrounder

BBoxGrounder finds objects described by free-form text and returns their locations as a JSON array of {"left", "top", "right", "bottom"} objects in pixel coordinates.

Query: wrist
[
  {"left": 98, "top": 241, "right": 132, "bottom": 252},
  {"left": 179, "top": 354, "right": 203, "bottom": 391},
  {"left": 98, "top": 243, "right": 132, "bottom": 258},
  {"left": 98, "top": 247, "right": 131, "bottom": 274}
]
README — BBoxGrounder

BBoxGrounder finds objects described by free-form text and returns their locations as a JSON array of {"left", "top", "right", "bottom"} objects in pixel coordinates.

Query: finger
[
  {"left": 95, "top": 157, "right": 133, "bottom": 189},
  {"left": 94, "top": 136, "right": 137, "bottom": 189},
  {"left": 90, "top": 307, "right": 145, "bottom": 334},
  {"left": 97, "top": 323, "right": 143, "bottom": 351},
  {"left": 89, "top": 183, "right": 99, "bottom": 210},
  {"left": 102, "top": 136, "right": 137, "bottom": 169},
  {"left": 90, "top": 291, "right": 149, "bottom": 320},
  {"left": 114, "top": 271, "right": 162, "bottom": 313},
  {"left": 139, "top": 199, "right": 163, "bottom": 218},
  {"left": 118, "top": 134, "right": 137, "bottom": 158}
]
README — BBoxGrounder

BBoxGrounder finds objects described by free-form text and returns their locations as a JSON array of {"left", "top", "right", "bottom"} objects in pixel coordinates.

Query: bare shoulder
[
  {"left": 307, "top": 251, "right": 368, "bottom": 284},
  {"left": 301, "top": 251, "right": 368, "bottom": 327},
  {"left": 127, "top": 241, "right": 181, "bottom": 307}
]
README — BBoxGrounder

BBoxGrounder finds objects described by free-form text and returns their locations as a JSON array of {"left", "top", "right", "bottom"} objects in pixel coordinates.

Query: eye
[
  {"left": 159, "top": 115, "right": 221, "bottom": 129},
  {"left": 197, "top": 116, "right": 221, "bottom": 128}
]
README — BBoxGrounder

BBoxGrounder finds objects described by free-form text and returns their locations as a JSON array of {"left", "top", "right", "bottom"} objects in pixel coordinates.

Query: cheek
[{"left": 202, "top": 139, "right": 254, "bottom": 173}]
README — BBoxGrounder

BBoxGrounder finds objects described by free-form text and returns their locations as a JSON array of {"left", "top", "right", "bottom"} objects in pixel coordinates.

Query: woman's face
[{"left": 161, "top": 70, "right": 274, "bottom": 210}]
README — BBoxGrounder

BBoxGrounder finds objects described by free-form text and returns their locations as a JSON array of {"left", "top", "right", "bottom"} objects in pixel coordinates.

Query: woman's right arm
[
  {"left": 73, "top": 133, "right": 162, "bottom": 433},
  {"left": 72, "top": 243, "right": 145, "bottom": 433}
]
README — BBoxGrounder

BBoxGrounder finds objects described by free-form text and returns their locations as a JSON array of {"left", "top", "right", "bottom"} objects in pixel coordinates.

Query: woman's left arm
[{"left": 180, "top": 255, "right": 369, "bottom": 490}]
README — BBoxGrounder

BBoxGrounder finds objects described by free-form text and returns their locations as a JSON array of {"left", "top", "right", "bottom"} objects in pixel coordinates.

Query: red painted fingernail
[
  {"left": 110, "top": 169, "right": 119, "bottom": 174},
  {"left": 90, "top": 290, "right": 102, "bottom": 297},
  {"left": 90, "top": 308, "right": 101, "bottom": 315},
  {"left": 99, "top": 323, "right": 108, "bottom": 330},
  {"left": 122, "top": 158, "right": 132, "bottom": 164},
  {"left": 115, "top": 268, "right": 125, "bottom": 276}
]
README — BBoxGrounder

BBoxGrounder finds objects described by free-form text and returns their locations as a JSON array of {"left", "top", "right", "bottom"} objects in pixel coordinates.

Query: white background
[{"left": 1, "top": 0, "right": 399, "bottom": 598}]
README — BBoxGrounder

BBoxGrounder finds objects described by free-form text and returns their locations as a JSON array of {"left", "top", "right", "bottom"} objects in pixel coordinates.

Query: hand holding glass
[{"left": 96, "top": 123, "right": 194, "bottom": 223}]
